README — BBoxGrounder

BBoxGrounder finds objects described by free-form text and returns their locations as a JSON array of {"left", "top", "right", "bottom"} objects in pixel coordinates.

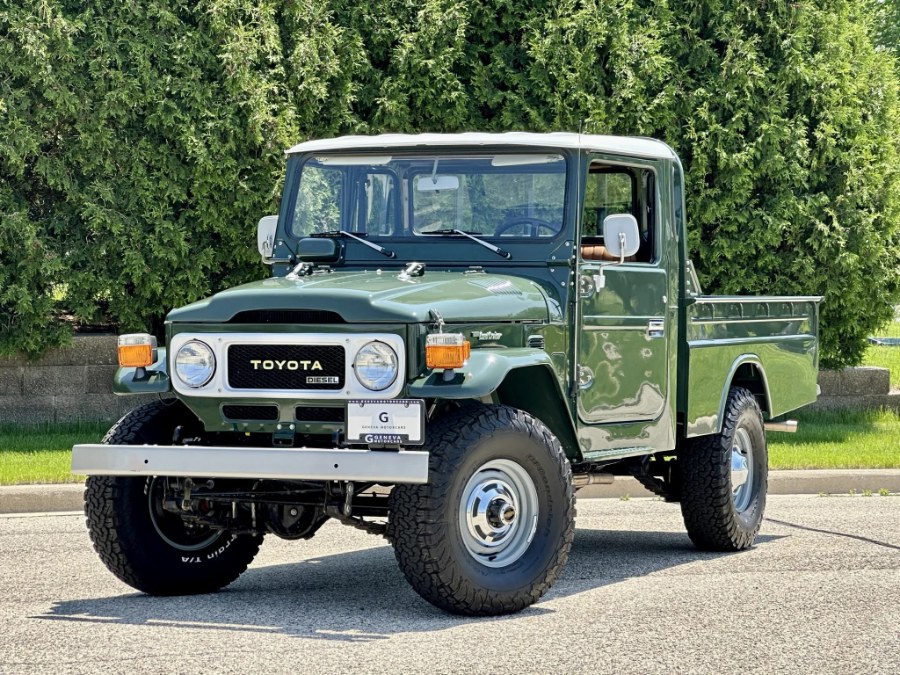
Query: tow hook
[{"left": 344, "top": 482, "right": 354, "bottom": 517}]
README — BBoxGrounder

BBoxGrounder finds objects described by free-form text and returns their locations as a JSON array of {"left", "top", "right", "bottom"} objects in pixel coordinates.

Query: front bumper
[{"left": 71, "top": 444, "right": 429, "bottom": 484}]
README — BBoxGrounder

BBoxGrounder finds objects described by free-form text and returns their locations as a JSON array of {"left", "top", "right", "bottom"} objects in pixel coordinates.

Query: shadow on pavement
[
  {"left": 765, "top": 517, "right": 900, "bottom": 550},
  {"left": 36, "top": 528, "right": 783, "bottom": 641}
]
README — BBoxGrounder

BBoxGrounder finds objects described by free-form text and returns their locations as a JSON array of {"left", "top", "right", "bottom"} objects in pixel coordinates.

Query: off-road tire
[
  {"left": 388, "top": 404, "right": 576, "bottom": 616},
  {"left": 84, "top": 399, "right": 263, "bottom": 595},
  {"left": 679, "top": 387, "right": 768, "bottom": 551}
]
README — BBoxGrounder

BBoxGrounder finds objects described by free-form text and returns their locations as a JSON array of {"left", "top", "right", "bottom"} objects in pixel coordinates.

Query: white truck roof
[{"left": 286, "top": 132, "right": 677, "bottom": 161}]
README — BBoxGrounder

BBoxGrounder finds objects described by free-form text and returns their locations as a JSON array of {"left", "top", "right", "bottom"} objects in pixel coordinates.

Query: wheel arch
[
  {"left": 494, "top": 365, "right": 580, "bottom": 462},
  {"left": 718, "top": 356, "right": 772, "bottom": 430},
  {"left": 408, "top": 350, "right": 580, "bottom": 461}
]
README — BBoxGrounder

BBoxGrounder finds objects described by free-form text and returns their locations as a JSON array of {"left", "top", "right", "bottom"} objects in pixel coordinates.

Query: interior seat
[{"left": 581, "top": 243, "right": 636, "bottom": 262}]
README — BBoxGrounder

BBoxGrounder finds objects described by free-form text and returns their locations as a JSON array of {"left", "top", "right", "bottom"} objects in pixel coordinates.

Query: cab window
[{"left": 581, "top": 163, "right": 655, "bottom": 263}]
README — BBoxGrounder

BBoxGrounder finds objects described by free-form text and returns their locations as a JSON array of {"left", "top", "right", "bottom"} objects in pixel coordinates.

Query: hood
[{"left": 167, "top": 270, "right": 553, "bottom": 324}]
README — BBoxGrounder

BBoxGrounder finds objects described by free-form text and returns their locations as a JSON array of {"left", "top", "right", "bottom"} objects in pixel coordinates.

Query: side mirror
[
  {"left": 257, "top": 215, "right": 278, "bottom": 263},
  {"left": 602, "top": 214, "right": 640, "bottom": 262}
]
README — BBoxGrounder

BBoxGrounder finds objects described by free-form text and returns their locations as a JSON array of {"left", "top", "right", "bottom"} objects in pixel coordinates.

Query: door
[{"left": 576, "top": 164, "right": 669, "bottom": 424}]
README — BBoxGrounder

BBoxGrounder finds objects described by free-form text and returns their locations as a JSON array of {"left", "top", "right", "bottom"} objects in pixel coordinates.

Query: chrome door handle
[{"left": 646, "top": 320, "right": 665, "bottom": 339}]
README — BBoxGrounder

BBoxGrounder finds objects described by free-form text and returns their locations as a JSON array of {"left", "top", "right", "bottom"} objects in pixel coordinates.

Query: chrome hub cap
[
  {"left": 731, "top": 428, "right": 754, "bottom": 513},
  {"left": 459, "top": 459, "right": 539, "bottom": 568}
]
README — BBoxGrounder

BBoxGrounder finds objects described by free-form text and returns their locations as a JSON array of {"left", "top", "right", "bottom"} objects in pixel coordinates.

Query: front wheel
[
  {"left": 84, "top": 401, "right": 263, "bottom": 595},
  {"left": 678, "top": 387, "right": 768, "bottom": 551},
  {"left": 388, "top": 405, "right": 576, "bottom": 616}
]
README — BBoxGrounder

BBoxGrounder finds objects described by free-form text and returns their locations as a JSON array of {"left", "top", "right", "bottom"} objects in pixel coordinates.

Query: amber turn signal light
[
  {"left": 426, "top": 333, "right": 471, "bottom": 370},
  {"left": 118, "top": 334, "right": 158, "bottom": 368}
]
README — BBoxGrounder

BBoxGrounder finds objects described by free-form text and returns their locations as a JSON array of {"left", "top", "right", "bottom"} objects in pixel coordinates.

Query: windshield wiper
[
  {"left": 421, "top": 229, "right": 511, "bottom": 259},
  {"left": 312, "top": 230, "right": 396, "bottom": 259}
]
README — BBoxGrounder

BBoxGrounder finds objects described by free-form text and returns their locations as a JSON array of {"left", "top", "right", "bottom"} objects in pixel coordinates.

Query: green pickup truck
[{"left": 73, "top": 133, "right": 821, "bottom": 616}]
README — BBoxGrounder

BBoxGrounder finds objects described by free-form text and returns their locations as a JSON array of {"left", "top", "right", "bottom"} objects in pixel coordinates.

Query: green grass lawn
[
  {"left": 862, "top": 319, "right": 900, "bottom": 390},
  {"left": 0, "top": 423, "right": 106, "bottom": 485},
  {"left": 768, "top": 409, "right": 900, "bottom": 470}
]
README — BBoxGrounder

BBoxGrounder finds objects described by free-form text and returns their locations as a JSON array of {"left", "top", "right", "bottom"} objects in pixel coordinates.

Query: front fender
[
  {"left": 407, "top": 348, "right": 554, "bottom": 399},
  {"left": 112, "top": 348, "right": 171, "bottom": 394}
]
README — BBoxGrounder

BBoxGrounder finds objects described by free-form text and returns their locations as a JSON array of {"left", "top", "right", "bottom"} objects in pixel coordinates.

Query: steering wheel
[{"left": 494, "top": 216, "right": 559, "bottom": 238}]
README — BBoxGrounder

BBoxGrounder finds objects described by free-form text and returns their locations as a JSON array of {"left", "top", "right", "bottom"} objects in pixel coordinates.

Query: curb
[
  {"left": 0, "top": 484, "right": 84, "bottom": 514},
  {"left": 2, "top": 470, "right": 899, "bottom": 514}
]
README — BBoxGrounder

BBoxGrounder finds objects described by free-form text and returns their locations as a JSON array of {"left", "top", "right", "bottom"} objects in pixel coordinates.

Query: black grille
[
  {"left": 229, "top": 310, "right": 344, "bottom": 324},
  {"left": 295, "top": 406, "right": 345, "bottom": 423},
  {"left": 222, "top": 405, "right": 279, "bottom": 421},
  {"left": 227, "top": 344, "right": 345, "bottom": 390}
]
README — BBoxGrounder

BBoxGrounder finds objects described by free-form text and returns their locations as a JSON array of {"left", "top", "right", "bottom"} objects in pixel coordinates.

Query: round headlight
[
  {"left": 174, "top": 340, "right": 216, "bottom": 388},
  {"left": 353, "top": 341, "right": 399, "bottom": 391}
]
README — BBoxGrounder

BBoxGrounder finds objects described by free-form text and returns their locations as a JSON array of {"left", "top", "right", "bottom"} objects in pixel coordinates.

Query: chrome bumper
[{"left": 71, "top": 444, "right": 429, "bottom": 484}]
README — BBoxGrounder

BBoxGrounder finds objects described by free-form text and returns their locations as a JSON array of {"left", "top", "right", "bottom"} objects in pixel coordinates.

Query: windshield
[{"left": 288, "top": 153, "right": 567, "bottom": 240}]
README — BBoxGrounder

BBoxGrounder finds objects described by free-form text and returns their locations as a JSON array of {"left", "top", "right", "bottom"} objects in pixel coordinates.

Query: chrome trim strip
[
  {"left": 582, "top": 315, "right": 663, "bottom": 322},
  {"left": 72, "top": 444, "right": 429, "bottom": 484},
  {"left": 580, "top": 324, "right": 645, "bottom": 331},
  {"left": 690, "top": 317, "right": 810, "bottom": 325},
  {"left": 688, "top": 335, "right": 816, "bottom": 348},
  {"left": 690, "top": 295, "right": 823, "bottom": 304}
]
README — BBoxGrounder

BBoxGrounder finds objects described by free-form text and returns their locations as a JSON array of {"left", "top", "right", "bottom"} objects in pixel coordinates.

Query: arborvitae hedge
[{"left": 2, "top": 0, "right": 898, "bottom": 367}]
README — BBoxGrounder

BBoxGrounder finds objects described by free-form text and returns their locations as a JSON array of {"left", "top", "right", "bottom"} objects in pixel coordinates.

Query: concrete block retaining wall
[
  {"left": 0, "top": 335, "right": 158, "bottom": 425},
  {"left": 811, "top": 366, "right": 900, "bottom": 412},
  {"left": 0, "top": 335, "right": 897, "bottom": 424}
]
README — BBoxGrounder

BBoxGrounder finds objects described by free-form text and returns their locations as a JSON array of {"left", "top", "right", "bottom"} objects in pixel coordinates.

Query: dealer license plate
[{"left": 346, "top": 399, "right": 425, "bottom": 445}]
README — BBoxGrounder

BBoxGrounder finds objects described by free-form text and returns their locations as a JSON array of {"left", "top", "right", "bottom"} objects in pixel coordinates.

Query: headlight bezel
[
  {"left": 353, "top": 340, "right": 400, "bottom": 391},
  {"left": 173, "top": 339, "right": 217, "bottom": 389},
  {"left": 167, "top": 332, "right": 406, "bottom": 399}
]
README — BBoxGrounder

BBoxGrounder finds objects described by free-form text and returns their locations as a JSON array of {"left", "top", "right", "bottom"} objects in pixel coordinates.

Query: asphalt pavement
[{"left": 1, "top": 496, "right": 897, "bottom": 674}]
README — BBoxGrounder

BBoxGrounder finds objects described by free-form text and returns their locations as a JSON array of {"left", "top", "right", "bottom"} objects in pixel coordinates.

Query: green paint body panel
[
  {"left": 113, "top": 348, "right": 171, "bottom": 394},
  {"left": 408, "top": 349, "right": 554, "bottom": 399},
  {"left": 107, "top": 135, "right": 822, "bottom": 467},
  {"left": 683, "top": 297, "right": 821, "bottom": 436},
  {"left": 167, "top": 271, "right": 552, "bottom": 325}
]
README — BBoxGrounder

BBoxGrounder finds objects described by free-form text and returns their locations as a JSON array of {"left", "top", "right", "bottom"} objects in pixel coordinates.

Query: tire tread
[
  {"left": 389, "top": 404, "right": 576, "bottom": 616},
  {"left": 84, "top": 400, "right": 262, "bottom": 595},
  {"left": 679, "top": 387, "right": 767, "bottom": 551}
]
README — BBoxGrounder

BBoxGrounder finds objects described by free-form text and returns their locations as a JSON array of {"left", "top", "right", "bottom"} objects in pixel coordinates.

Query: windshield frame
[{"left": 278, "top": 148, "right": 576, "bottom": 263}]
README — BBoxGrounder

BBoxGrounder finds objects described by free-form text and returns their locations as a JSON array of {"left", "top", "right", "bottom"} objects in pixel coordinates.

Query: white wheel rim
[
  {"left": 731, "top": 427, "right": 754, "bottom": 513},
  {"left": 458, "top": 459, "right": 539, "bottom": 568}
]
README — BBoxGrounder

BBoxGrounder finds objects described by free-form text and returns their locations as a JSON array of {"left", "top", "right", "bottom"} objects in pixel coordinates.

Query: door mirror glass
[
  {"left": 602, "top": 214, "right": 640, "bottom": 261},
  {"left": 257, "top": 215, "right": 278, "bottom": 263}
]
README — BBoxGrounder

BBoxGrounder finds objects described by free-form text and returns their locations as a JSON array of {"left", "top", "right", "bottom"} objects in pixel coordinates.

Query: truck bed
[{"left": 681, "top": 295, "right": 822, "bottom": 437}]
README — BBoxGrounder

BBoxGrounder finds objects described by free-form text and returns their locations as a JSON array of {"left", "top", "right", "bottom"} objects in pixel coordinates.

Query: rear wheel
[
  {"left": 84, "top": 400, "right": 263, "bottom": 595},
  {"left": 679, "top": 387, "right": 768, "bottom": 551},
  {"left": 389, "top": 404, "right": 575, "bottom": 616}
]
